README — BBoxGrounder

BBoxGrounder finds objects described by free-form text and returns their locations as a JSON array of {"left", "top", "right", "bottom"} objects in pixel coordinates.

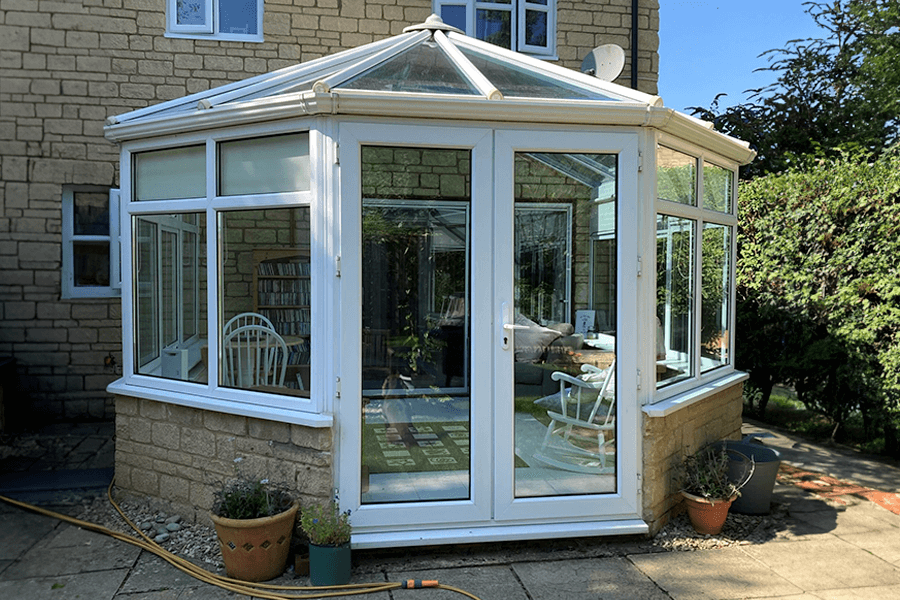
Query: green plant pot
[{"left": 309, "top": 542, "right": 351, "bottom": 586}]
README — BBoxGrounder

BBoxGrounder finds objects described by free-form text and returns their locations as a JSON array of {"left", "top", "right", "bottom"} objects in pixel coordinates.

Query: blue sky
[{"left": 657, "top": 1, "right": 825, "bottom": 114}]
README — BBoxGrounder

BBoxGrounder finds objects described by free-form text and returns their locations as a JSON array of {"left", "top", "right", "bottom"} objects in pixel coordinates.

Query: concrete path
[{"left": 1, "top": 420, "right": 899, "bottom": 599}]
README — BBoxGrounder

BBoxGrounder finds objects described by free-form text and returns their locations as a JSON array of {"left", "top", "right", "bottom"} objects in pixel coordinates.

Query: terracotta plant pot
[
  {"left": 211, "top": 501, "right": 299, "bottom": 582},
  {"left": 681, "top": 491, "right": 736, "bottom": 535}
]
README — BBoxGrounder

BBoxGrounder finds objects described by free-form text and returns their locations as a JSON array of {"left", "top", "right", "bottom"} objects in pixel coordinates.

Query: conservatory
[{"left": 105, "top": 16, "right": 755, "bottom": 548}]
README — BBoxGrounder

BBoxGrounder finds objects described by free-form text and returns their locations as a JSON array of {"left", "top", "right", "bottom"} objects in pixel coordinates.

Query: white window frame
[
  {"left": 653, "top": 134, "right": 739, "bottom": 403},
  {"left": 113, "top": 124, "right": 330, "bottom": 427},
  {"left": 434, "top": 0, "right": 557, "bottom": 58},
  {"left": 62, "top": 186, "right": 121, "bottom": 299},
  {"left": 166, "top": 0, "right": 264, "bottom": 43},
  {"left": 133, "top": 214, "right": 202, "bottom": 374}
]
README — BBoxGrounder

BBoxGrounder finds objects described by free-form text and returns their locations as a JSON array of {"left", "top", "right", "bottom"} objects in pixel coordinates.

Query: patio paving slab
[
  {"left": 628, "top": 547, "right": 803, "bottom": 600},
  {"left": 2, "top": 524, "right": 141, "bottom": 579},
  {"left": 0, "top": 505, "right": 59, "bottom": 560},
  {"left": 513, "top": 557, "right": 669, "bottom": 600},
  {"left": 740, "top": 536, "right": 900, "bottom": 591},
  {"left": 812, "top": 585, "right": 900, "bottom": 599},
  {"left": 0, "top": 568, "right": 130, "bottom": 600},
  {"left": 838, "top": 529, "right": 900, "bottom": 567},
  {"left": 387, "top": 565, "right": 528, "bottom": 600}
]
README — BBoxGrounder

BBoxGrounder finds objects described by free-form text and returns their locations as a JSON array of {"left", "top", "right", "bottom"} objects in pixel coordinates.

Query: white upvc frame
[
  {"left": 652, "top": 132, "right": 740, "bottom": 404},
  {"left": 493, "top": 127, "right": 642, "bottom": 525},
  {"left": 62, "top": 186, "right": 121, "bottom": 299},
  {"left": 113, "top": 120, "right": 332, "bottom": 427},
  {"left": 165, "top": 0, "right": 264, "bottom": 43},
  {"left": 337, "top": 120, "right": 496, "bottom": 535},
  {"left": 434, "top": 0, "right": 557, "bottom": 58}
]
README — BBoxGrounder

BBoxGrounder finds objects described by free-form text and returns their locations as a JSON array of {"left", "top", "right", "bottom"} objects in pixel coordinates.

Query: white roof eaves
[
  {"left": 647, "top": 107, "right": 756, "bottom": 165},
  {"left": 104, "top": 90, "right": 755, "bottom": 167}
]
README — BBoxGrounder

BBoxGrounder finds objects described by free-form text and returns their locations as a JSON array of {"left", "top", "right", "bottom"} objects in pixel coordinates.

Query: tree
[
  {"left": 692, "top": 1, "right": 899, "bottom": 178},
  {"left": 736, "top": 148, "right": 900, "bottom": 454}
]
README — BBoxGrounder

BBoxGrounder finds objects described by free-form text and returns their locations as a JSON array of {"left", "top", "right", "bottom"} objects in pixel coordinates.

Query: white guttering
[{"left": 104, "top": 90, "right": 756, "bottom": 165}]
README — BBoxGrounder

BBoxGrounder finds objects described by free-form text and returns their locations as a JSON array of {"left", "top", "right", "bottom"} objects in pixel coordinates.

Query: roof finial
[{"left": 402, "top": 14, "right": 465, "bottom": 35}]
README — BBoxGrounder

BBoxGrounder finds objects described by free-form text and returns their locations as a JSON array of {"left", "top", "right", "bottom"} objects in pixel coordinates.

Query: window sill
[
  {"left": 643, "top": 371, "right": 748, "bottom": 418},
  {"left": 164, "top": 32, "right": 264, "bottom": 44},
  {"left": 107, "top": 379, "right": 332, "bottom": 428}
]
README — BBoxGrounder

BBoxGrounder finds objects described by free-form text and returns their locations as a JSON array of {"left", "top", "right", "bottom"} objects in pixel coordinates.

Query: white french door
[
  {"left": 492, "top": 129, "right": 641, "bottom": 524},
  {"left": 338, "top": 122, "right": 495, "bottom": 532},
  {"left": 338, "top": 123, "right": 642, "bottom": 542}
]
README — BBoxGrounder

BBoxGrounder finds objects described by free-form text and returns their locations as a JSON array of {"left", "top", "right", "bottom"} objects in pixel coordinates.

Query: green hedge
[{"left": 736, "top": 147, "right": 900, "bottom": 455}]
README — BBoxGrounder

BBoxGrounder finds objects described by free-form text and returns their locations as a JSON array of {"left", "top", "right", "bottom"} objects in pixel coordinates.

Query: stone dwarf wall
[
  {"left": 641, "top": 380, "right": 745, "bottom": 534},
  {"left": 114, "top": 395, "right": 333, "bottom": 524}
]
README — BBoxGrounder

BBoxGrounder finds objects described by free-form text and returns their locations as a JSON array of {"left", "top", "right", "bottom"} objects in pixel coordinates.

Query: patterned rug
[{"left": 363, "top": 422, "right": 470, "bottom": 474}]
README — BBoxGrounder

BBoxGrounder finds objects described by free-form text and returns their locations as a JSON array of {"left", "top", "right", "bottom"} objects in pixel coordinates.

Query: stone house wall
[
  {"left": 114, "top": 395, "right": 333, "bottom": 522},
  {"left": 0, "top": 0, "right": 659, "bottom": 423},
  {"left": 641, "top": 381, "right": 745, "bottom": 534}
]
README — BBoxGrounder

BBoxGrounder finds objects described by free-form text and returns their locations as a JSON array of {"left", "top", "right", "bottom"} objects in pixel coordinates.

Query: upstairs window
[
  {"left": 166, "top": 0, "right": 263, "bottom": 42},
  {"left": 436, "top": 0, "right": 556, "bottom": 57}
]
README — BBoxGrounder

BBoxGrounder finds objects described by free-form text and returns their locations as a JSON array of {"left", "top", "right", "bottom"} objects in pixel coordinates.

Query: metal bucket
[{"left": 720, "top": 439, "right": 781, "bottom": 515}]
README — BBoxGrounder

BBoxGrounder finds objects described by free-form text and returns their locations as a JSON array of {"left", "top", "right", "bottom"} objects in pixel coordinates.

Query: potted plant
[
  {"left": 300, "top": 499, "right": 352, "bottom": 586},
  {"left": 678, "top": 443, "right": 753, "bottom": 535},
  {"left": 210, "top": 477, "right": 299, "bottom": 582}
]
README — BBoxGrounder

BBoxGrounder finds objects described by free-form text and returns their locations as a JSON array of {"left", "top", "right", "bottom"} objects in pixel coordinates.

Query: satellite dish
[{"left": 581, "top": 44, "right": 626, "bottom": 81}]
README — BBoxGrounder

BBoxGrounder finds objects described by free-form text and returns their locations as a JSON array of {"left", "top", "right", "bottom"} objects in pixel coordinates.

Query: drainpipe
[{"left": 631, "top": 0, "right": 639, "bottom": 90}]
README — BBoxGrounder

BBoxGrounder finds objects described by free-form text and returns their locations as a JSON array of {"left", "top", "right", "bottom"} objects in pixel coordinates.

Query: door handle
[{"left": 500, "top": 302, "right": 527, "bottom": 350}]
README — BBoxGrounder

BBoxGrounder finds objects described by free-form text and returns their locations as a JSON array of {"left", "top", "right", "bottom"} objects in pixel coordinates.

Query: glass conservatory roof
[{"left": 108, "top": 15, "right": 662, "bottom": 129}]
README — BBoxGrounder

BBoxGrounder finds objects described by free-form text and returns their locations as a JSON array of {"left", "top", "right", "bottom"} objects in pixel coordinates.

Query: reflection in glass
[
  {"left": 73, "top": 242, "right": 110, "bottom": 287},
  {"left": 360, "top": 146, "right": 471, "bottom": 504},
  {"left": 73, "top": 191, "right": 109, "bottom": 235},
  {"left": 339, "top": 42, "right": 479, "bottom": 96},
  {"left": 513, "top": 152, "right": 618, "bottom": 498},
  {"left": 219, "top": 0, "right": 257, "bottom": 35},
  {"left": 656, "top": 215, "right": 695, "bottom": 387},
  {"left": 524, "top": 9, "right": 547, "bottom": 47},
  {"left": 701, "top": 223, "right": 731, "bottom": 372},
  {"left": 134, "top": 214, "right": 206, "bottom": 382},
  {"left": 703, "top": 162, "right": 733, "bottom": 213},
  {"left": 460, "top": 48, "right": 615, "bottom": 101},
  {"left": 657, "top": 146, "right": 697, "bottom": 206},
  {"left": 476, "top": 9, "right": 512, "bottom": 49},
  {"left": 219, "top": 208, "right": 312, "bottom": 395}
]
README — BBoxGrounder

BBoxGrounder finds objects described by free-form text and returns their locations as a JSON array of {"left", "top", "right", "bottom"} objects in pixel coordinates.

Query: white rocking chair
[{"left": 532, "top": 360, "right": 616, "bottom": 474}]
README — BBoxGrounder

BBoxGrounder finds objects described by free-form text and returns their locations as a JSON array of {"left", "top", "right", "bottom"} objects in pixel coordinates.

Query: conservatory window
[
  {"left": 656, "top": 214, "right": 695, "bottom": 388},
  {"left": 435, "top": 0, "right": 556, "bottom": 57},
  {"left": 133, "top": 145, "right": 205, "bottom": 201},
  {"left": 655, "top": 144, "right": 736, "bottom": 391},
  {"left": 657, "top": 146, "right": 697, "bottom": 207},
  {"left": 134, "top": 213, "right": 206, "bottom": 382},
  {"left": 701, "top": 223, "right": 731, "bottom": 373},
  {"left": 703, "top": 161, "right": 733, "bottom": 213},
  {"left": 166, "top": 0, "right": 263, "bottom": 42},
  {"left": 218, "top": 133, "right": 310, "bottom": 196},
  {"left": 218, "top": 208, "right": 312, "bottom": 396}
]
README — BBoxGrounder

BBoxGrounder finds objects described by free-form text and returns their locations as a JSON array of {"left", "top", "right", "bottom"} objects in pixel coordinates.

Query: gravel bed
[{"left": 74, "top": 490, "right": 793, "bottom": 571}]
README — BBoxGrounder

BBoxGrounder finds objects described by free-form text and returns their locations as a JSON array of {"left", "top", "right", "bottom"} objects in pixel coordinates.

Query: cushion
[
  {"left": 546, "top": 322, "right": 575, "bottom": 336},
  {"left": 514, "top": 314, "right": 561, "bottom": 363}
]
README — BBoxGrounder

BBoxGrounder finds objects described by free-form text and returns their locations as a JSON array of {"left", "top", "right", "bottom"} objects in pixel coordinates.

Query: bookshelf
[{"left": 252, "top": 248, "right": 310, "bottom": 390}]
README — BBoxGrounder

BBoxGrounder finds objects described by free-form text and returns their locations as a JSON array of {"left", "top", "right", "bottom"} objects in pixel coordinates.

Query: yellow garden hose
[{"left": 0, "top": 482, "right": 482, "bottom": 600}]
